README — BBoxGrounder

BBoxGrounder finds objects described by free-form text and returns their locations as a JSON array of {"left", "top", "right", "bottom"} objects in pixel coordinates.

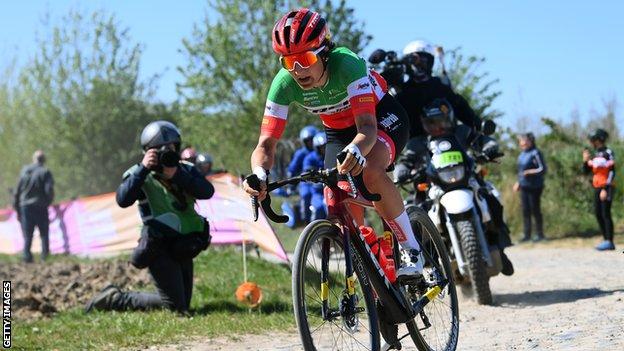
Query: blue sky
[{"left": 1, "top": 1, "right": 622, "bottom": 131}]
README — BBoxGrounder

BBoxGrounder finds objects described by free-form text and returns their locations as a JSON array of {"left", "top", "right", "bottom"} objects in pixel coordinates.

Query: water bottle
[{"left": 381, "top": 231, "right": 396, "bottom": 283}]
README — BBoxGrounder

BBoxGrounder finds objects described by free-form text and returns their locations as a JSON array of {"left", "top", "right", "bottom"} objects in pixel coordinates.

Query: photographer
[{"left": 85, "top": 121, "right": 214, "bottom": 314}]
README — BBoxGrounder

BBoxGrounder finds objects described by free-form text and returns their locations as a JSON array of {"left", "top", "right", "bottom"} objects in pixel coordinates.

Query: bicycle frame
[{"left": 323, "top": 183, "right": 416, "bottom": 324}]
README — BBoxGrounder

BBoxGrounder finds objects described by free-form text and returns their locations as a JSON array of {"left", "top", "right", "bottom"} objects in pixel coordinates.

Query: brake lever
[
  {"left": 336, "top": 151, "right": 382, "bottom": 202},
  {"left": 245, "top": 174, "right": 261, "bottom": 222}
]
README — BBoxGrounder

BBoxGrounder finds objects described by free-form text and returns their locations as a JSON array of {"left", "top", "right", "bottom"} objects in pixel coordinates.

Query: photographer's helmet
[
  {"left": 589, "top": 128, "right": 609, "bottom": 142},
  {"left": 312, "top": 132, "right": 327, "bottom": 148},
  {"left": 140, "top": 121, "right": 181, "bottom": 151},
  {"left": 403, "top": 40, "right": 436, "bottom": 81},
  {"left": 272, "top": 8, "right": 331, "bottom": 55},
  {"left": 421, "top": 98, "right": 455, "bottom": 136}
]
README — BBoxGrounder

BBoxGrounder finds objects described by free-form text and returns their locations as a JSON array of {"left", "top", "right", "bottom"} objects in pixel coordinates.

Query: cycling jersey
[
  {"left": 583, "top": 146, "right": 615, "bottom": 189},
  {"left": 262, "top": 47, "right": 387, "bottom": 138}
]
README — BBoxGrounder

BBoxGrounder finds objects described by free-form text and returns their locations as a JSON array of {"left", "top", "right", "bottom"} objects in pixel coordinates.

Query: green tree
[
  {"left": 177, "top": 0, "right": 371, "bottom": 174},
  {"left": 0, "top": 10, "right": 169, "bottom": 206},
  {"left": 442, "top": 47, "right": 503, "bottom": 121}
]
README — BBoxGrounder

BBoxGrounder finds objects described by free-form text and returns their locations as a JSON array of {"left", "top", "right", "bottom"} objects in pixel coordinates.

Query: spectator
[
  {"left": 13, "top": 150, "right": 54, "bottom": 263},
  {"left": 85, "top": 121, "right": 214, "bottom": 313},
  {"left": 513, "top": 133, "right": 547, "bottom": 242},
  {"left": 582, "top": 129, "right": 616, "bottom": 251}
]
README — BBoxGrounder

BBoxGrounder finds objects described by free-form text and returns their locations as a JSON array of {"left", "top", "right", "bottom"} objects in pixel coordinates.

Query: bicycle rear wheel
[
  {"left": 292, "top": 220, "right": 380, "bottom": 351},
  {"left": 399, "top": 206, "right": 460, "bottom": 351}
]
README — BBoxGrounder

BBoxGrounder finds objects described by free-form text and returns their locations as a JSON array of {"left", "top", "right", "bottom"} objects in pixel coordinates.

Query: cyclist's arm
[
  {"left": 251, "top": 135, "right": 278, "bottom": 172},
  {"left": 352, "top": 113, "right": 378, "bottom": 155}
]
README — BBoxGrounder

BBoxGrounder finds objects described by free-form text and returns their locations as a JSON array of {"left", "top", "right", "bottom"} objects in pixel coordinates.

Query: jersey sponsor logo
[
  {"left": 379, "top": 112, "right": 399, "bottom": 131},
  {"left": 302, "top": 97, "right": 350, "bottom": 115},
  {"left": 356, "top": 82, "right": 370, "bottom": 90},
  {"left": 358, "top": 96, "right": 374, "bottom": 103}
]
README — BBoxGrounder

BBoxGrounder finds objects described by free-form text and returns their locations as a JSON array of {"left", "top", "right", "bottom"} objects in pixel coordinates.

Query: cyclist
[
  {"left": 288, "top": 125, "right": 318, "bottom": 222},
  {"left": 583, "top": 129, "right": 616, "bottom": 251},
  {"left": 303, "top": 132, "right": 328, "bottom": 221},
  {"left": 243, "top": 8, "right": 424, "bottom": 279}
]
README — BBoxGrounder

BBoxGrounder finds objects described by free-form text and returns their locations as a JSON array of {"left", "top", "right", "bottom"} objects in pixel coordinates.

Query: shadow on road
[
  {"left": 495, "top": 288, "right": 624, "bottom": 307},
  {"left": 190, "top": 300, "right": 291, "bottom": 315}
]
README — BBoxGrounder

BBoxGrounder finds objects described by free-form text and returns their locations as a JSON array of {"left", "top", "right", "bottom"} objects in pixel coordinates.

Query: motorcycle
[{"left": 396, "top": 120, "right": 507, "bottom": 305}]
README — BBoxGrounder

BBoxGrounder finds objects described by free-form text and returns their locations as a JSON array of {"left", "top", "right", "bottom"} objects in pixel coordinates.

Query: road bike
[{"left": 249, "top": 156, "right": 459, "bottom": 351}]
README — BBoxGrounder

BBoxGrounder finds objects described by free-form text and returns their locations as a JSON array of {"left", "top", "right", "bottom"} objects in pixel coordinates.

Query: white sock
[{"left": 386, "top": 210, "right": 421, "bottom": 251}]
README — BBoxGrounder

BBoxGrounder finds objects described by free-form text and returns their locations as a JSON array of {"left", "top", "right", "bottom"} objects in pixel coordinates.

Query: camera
[
  {"left": 156, "top": 145, "right": 180, "bottom": 168},
  {"left": 367, "top": 49, "right": 409, "bottom": 93}
]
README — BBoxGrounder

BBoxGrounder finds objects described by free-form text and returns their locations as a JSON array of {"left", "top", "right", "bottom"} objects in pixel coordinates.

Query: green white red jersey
[{"left": 261, "top": 47, "right": 388, "bottom": 138}]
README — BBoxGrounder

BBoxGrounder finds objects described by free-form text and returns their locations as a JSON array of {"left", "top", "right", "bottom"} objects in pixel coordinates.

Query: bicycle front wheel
[
  {"left": 292, "top": 220, "right": 380, "bottom": 351},
  {"left": 403, "top": 205, "right": 460, "bottom": 351}
]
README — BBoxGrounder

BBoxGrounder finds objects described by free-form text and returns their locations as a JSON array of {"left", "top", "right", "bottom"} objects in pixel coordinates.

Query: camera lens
[{"left": 159, "top": 150, "right": 180, "bottom": 167}]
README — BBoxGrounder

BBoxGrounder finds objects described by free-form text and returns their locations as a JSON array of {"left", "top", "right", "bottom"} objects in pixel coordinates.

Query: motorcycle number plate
[{"left": 432, "top": 151, "right": 463, "bottom": 168}]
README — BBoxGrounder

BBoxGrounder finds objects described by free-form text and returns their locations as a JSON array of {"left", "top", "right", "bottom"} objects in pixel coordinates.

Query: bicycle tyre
[
  {"left": 292, "top": 219, "right": 380, "bottom": 351},
  {"left": 404, "top": 206, "right": 460, "bottom": 351}
]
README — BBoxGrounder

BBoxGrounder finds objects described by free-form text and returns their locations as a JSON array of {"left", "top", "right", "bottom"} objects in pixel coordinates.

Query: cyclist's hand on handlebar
[
  {"left": 338, "top": 144, "right": 366, "bottom": 176},
  {"left": 243, "top": 178, "right": 267, "bottom": 201}
]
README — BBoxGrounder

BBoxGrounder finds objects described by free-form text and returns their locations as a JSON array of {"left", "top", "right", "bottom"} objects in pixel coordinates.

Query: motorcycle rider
[
  {"left": 411, "top": 99, "right": 514, "bottom": 275},
  {"left": 396, "top": 40, "right": 481, "bottom": 139},
  {"left": 302, "top": 132, "right": 328, "bottom": 221},
  {"left": 583, "top": 129, "right": 616, "bottom": 251}
]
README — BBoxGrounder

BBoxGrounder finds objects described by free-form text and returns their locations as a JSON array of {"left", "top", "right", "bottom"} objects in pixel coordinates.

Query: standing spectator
[
  {"left": 513, "top": 133, "right": 547, "bottom": 242},
  {"left": 583, "top": 129, "right": 616, "bottom": 251},
  {"left": 13, "top": 150, "right": 55, "bottom": 262}
]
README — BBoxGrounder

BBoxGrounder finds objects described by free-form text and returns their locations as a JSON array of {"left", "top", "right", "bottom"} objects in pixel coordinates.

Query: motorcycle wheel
[{"left": 456, "top": 220, "right": 493, "bottom": 305}]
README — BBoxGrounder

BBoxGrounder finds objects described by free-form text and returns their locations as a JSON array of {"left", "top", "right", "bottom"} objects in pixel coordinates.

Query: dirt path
[{"left": 150, "top": 245, "right": 624, "bottom": 350}]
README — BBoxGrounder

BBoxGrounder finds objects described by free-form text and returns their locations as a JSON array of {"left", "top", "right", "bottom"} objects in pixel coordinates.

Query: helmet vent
[
  {"left": 295, "top": 10, "right": 313, "bottom": 43},
  {"left": 306, "top": 18, "right": 326, "bottom": 43}
]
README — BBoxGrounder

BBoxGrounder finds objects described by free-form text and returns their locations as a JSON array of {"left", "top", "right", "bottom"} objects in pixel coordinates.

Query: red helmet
[{"left": 272, "top": 8, "right": 330, "bottom": 55}]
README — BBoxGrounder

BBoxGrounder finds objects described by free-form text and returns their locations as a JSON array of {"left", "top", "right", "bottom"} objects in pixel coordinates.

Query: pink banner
[{"left": 0, "top": 173, "right": 288, "bottom": 262}]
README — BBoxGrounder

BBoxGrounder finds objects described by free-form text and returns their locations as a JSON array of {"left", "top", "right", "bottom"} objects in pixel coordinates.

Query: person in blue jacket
[
  {"left": 303, "top": 132, "right": 328, "bottom": 221},
  {"left": 513, "top": 133, "right": 547, "bottom": 242},
  {"left": 287, "top": 125, "right": 318, "bottom": 222}
]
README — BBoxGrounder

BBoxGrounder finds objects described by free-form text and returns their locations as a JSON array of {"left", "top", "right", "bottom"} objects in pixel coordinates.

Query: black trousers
[
  {"left": 19, "top": 204, "right": 50, "bottom": 262},
  {"left": 594, "top": 187, "right": 614, "bottom": 241},
  {"left": 116, "top": 249, "right": 194, "bottom": 313},
  {"left": 520, "top": 187, "right": 544, "bottom": 239}
]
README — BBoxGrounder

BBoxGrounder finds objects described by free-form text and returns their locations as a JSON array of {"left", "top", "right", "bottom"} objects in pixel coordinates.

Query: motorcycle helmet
[
  {"left": 140, "top": 121, "right": 181, "bottom": 151},
  {"left": 402, "top": 40, "right": 436, "bottom": 81},
  {"left": 272, "top": 8, "right": 331, "bottom": 56},
  {"left": 299, "top": 125, "right": 318, "bottom": 142},
  {"left": 312, "top": 132, "right": 327, "bottom": 148},
  {"left": 195, "top": 153, "right": 213, "bottom": 175},
  {"left": 421, "top": 98, "right": 455, "bottom": 137},
  {"left": 588, "top": 128, "right": 609, "bottom": 142}
]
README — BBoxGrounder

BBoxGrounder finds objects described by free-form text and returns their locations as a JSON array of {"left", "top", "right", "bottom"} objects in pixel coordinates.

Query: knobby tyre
[
  {"left": 456, "top": 220, "right": 492, "bottom": 305},
  {"left": 292, "top": 219, "right": 380, "bottom": 351}
]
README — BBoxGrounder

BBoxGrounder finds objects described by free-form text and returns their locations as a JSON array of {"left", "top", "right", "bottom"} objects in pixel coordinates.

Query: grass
[{"left": 11, "top": 247, "right": 295, "bottom": 350}]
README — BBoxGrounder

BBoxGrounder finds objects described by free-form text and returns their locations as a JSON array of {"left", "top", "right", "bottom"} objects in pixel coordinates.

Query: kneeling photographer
[{"left": 86, "top": 120, "right": 214, "bottom": 314}]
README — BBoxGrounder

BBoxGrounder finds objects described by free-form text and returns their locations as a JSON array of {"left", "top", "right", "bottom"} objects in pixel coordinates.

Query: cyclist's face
[{"left": 289, "top": 59, "right": 326, "bottom": 90}]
